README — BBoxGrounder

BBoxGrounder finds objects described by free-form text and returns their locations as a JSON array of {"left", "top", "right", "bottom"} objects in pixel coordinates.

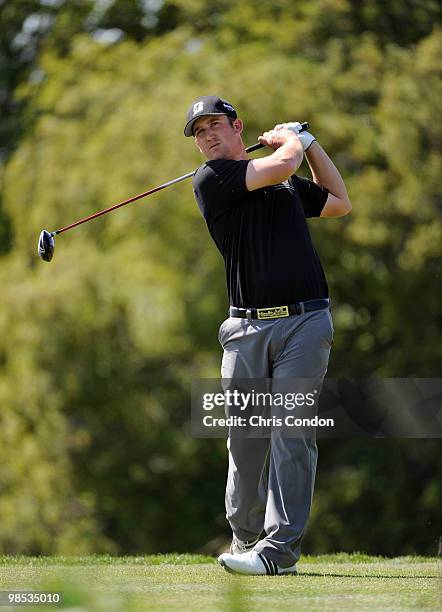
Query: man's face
[{"left": 193, "top": 115, "right": 237, "bottom": 160}]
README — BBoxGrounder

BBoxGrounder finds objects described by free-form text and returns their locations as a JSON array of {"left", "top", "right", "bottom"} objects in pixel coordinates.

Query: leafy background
[{"left": 0, "top": 0, "right": 440, "bottom": 555}]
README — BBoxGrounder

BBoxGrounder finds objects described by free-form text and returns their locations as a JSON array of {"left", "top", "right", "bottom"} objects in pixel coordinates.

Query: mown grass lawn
[{"left": 0, "top": 553, "right": 440, "bottom": 611}]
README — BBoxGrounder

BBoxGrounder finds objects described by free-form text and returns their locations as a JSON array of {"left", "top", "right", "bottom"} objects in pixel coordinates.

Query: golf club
[{"left": 38, "top": 122, "right": 310, "bottom": 262}]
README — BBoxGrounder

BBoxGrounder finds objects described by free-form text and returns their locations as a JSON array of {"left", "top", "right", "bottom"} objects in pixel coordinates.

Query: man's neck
[{"left": 227, "top": 141, "right": 249, "bottom": 161}]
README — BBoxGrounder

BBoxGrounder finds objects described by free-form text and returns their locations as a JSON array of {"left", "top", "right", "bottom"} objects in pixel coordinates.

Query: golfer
[{"left": 185, "top": 96, "right": 351, "bottom": 576}]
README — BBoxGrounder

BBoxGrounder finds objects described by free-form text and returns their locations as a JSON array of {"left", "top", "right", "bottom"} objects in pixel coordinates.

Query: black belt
[{"left": 229, "top": 298, "right": 330, "bottom": 320}]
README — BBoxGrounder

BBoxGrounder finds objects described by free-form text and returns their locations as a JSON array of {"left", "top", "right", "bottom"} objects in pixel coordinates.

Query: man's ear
[{"left": 233, "top": 118, "right": 243, "bottom": 134}]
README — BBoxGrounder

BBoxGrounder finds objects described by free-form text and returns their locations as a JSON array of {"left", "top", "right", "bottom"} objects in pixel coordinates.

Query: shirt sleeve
[
  {"left": 192, "top": 159, "right": 250, "bottom": 223},
  {"left": 290, "top": 175, "right": 329, "bottom": 218}
]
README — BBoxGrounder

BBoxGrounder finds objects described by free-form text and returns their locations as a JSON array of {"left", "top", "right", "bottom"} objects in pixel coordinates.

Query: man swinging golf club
[{"left": 185, "top": 95, "right": 351, "bottom": 576}]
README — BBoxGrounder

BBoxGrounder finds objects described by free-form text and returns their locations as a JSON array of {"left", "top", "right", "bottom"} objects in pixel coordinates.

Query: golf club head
[{"left": 38, "top": 230, "right": 55, "bottom": 262}]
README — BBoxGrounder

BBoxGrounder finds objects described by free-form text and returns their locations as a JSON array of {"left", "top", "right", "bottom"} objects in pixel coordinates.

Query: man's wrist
[
  {"left": 303, "top": 138, "right": 317, "bottom": 153},
  {"left": 297, "top": 132, "right": 316, "bottom": 152},
  {"left": 279, "top": 137, "right": 303, "bottom": 168}
]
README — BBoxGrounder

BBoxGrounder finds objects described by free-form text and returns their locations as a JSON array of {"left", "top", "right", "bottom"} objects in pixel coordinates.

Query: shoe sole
[{"left": 219, "top": 557, "right": 297, "bottom": 576}]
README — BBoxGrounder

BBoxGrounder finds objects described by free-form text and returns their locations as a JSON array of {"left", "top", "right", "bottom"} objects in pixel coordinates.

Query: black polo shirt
[{"left": 192, "top": 158, "right": 329, "bottom": 308}]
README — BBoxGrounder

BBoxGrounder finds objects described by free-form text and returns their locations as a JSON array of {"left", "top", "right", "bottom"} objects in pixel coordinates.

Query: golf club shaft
[
  {"left": 52, "top": 171, "right": 194, "bottom": 236},
  {"left": 52, "top": 123, "right": 309, "bottom": 236}
]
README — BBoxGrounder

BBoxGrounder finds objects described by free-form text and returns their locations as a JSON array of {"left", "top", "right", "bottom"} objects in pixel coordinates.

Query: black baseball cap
[{"left": 184, "top": 95, "right": 237, "bottom": 137}]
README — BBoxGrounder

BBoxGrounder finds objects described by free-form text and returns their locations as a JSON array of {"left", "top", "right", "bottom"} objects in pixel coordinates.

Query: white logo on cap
[{"left": 193, "top": 102, "right": 204, "bottom": 115}]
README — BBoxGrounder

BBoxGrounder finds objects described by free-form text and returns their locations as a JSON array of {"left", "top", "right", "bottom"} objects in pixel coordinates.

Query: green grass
[{"left": 0, "top": 554, "right": 440, "bottom": 611}]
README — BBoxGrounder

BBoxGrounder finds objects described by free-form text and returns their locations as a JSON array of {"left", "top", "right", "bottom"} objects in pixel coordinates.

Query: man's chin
[{"left": 208, "top": 149, "right": 226, "bottom": 160}]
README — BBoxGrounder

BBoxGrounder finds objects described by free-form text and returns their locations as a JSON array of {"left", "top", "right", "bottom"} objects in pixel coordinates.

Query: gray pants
[{"left": 219, "top": 308, "right": 334, "bottom": 567}]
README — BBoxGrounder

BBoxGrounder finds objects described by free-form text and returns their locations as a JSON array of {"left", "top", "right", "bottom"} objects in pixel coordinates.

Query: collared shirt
[{"left": 193, "top": 159, "right": 329, "bottom": 308}]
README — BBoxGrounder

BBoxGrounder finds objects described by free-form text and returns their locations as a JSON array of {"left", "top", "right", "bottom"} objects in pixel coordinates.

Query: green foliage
[
  {"left": 307, "top": 440, "right": 442, "bottom": 556},
  {"left": 0, "top": 2, "right": 440, "bottom": 556}
]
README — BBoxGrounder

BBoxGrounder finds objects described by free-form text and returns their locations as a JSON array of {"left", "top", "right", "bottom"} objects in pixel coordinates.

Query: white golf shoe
[
  {"left": 230, "top": 534, "right": 261, "bottom": 555},
  {"left": 218, "top": 550, "right": 297, "bottom": 576}
]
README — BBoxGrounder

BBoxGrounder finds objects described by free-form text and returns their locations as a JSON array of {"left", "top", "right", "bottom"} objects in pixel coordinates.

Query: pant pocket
[{"left": 218, "top": 317, "right": 234, "bottom": 345}]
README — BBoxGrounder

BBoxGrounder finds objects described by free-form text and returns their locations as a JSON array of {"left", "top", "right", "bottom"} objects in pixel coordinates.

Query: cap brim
[{"left": 184, "top": 112, "right": 228, "bottom": 137}]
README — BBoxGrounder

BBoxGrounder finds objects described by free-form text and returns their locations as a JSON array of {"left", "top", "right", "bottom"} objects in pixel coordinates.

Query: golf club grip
[{"left": 245, "top": 122, "right": 310, "bottom": 153}]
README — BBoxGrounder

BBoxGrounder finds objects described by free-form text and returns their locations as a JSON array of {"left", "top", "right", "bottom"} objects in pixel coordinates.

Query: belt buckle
[{"left": 256, "top": 305, "right": 289, "bottom": 320}]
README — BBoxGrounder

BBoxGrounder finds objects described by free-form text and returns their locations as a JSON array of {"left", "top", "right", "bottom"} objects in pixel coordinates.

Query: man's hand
[
  {"left": 258, "top": 128, "right": 301, "bottom": 151},
  {"left": 246, "top": 128, "right": 303, "bottom": 191},
  {"left": 274, "top": 122, "right": 316, "bottom": 152}
]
